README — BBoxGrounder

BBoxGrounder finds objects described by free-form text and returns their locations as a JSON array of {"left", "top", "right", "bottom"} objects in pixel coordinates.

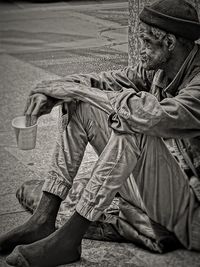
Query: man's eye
[
  {"left": 144, "top": 40, "right": 151, "bottom": 48},
  {"left": 139, "top": 37, "right": 151, "bottom": 49}
]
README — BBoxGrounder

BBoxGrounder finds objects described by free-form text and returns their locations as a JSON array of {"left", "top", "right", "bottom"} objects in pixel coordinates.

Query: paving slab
[
  {"left": 0, "top": 5, "right": 128, "bottom": 54},
  {"left": 0, "top": 1, "right": 128, "bottom": 14},
  {"left": 0, "top": 148, "right": 39, "bottom": 195},
  {"left": 0, "top": 211, "right": 31, "bottom": 234},
  {"left": 0, "top": 194, "right": 24, "bottom": 214},
  {"left": 0, "top": 212, "right": 31, "bottom": 267},
  {"left": 79, "top": 7, "right": 129, "bottom": 26}
]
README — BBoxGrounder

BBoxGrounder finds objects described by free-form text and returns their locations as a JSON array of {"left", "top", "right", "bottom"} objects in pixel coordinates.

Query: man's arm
[
  {"left": 30, "top": 83, "right": 113, "bottom": 115},
  {"left": 107, "top": 74, "right": 200, "bottom": 138},
  {"left": 31, "top": 64, "right": 152, "bottom": 96},
  {"left": 24, "top": 65, "right": 153, "bottom": 125}
]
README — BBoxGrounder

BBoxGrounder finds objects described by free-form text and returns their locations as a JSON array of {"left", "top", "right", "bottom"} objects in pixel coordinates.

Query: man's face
[{"left": 138, "top": 23, "right": 171, "bottom": 70}]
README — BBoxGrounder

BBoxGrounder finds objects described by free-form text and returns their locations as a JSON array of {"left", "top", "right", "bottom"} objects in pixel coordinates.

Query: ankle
[
  {"left": 66, "top": 212, "right": 91, "bottom": 244},
  {"left": 31, "top": 213, "right": 54, "bottom": 226},
  {"left": 31, "top": 192, "right": 61, "bottom": 225},
  {"left": 37, "top": 192, "right": 61, "bottom": 213}
]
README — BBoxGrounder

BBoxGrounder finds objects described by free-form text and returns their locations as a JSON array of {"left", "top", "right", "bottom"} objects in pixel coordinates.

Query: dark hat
[{"left": 139, "top": 0, "right": 200, "bottom": 40}]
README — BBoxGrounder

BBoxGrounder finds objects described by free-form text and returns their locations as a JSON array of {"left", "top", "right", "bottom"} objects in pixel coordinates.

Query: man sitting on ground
[{"left": 0, "top": 0, "right": 200, "bottom": 266}]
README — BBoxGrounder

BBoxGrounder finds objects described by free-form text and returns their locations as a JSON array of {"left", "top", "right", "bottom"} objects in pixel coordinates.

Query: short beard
[{"left": 142, "top": 49, "right": 171, "bottom": 71}]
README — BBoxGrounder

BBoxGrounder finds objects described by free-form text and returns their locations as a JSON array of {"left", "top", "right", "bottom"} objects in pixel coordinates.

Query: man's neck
[{"left": 163, "top": 45, "right": 194, "bottom": 82}]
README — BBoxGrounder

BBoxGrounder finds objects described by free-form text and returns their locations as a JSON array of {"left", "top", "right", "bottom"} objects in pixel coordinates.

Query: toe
[
  {"left": 0, "top": 240, "right": 11, "bottom": 255},
  {"left": 6, "top": 248, "right": 29, "bottom": 267}
]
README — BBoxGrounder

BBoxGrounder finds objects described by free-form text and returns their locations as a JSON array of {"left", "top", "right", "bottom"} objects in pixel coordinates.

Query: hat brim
[{"left": 139, "top": 7, "right": 200, "bottom": 41}]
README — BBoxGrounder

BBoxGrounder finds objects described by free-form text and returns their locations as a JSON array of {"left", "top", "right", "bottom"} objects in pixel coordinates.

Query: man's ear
[{"left": 163, "top": 34, "right": 176, "bottom": 51}]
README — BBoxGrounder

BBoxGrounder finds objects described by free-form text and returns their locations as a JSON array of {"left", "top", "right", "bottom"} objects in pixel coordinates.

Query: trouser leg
[
  {"left": 76, "top": 129, "right": 200, "bottom": 250},
  {"left": 122, "top": 135, "right": 200, "bottom": 251},
  {"left": 42, "top": 102, "right": 200, "bottom": 250},
  {"left": 42, "top": 102, "right": 111, "bottom": 200}
]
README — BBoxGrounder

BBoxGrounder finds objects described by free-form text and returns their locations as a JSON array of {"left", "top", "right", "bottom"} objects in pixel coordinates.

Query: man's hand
[{"left": 24, "top": 93, "right": 54, "bottom": 127}]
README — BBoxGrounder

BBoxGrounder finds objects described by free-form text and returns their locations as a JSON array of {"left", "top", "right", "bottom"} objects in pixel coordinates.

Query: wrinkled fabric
[
  {"left": 41, "top": 102, "right": 200, "bottom": 251},
  {"left": 31, "top": 45, "right": 200, "bottom": 178},
  {"left": 28, "top": 44, "right": 200, "bottom": 251},
  {"left": 40, "top": 103, "right": 182, "bottom": 252},
  {"left": 16, "top": 179, "right": 125, "bottom": 243},
  {"left": 16, "top": 178, "right": 180, "bottom": 253}
]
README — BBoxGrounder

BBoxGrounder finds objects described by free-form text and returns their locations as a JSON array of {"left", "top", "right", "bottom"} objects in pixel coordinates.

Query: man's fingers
[
  {"left": 25, "top": 98, "right": 38, "bottom": 126},
  {"left": 24, "top": 97, "right": 31, "bottom": 114},
  {"left": 26, "top": 114, "right": 37, "bottom": 127},
  {"left": 25, "top": 99, "right": 35, "bottom": 127},
  {"left": 25, "top": 115, "right": 31, "bottom": 127},
  {"left": 25, "top": 99, "right": 35, "bottom": 116},
  {"left": 24, "top": 94, "right": 48, "bottom": 126},
  {"left": 30, "top": 115, "right": 38, "bottom": 126},
  {"left": 31, "top": 100, "right": 43, "bottom": 116},
  {"left": 26, "top": 98, "right": 43, "bottom": 126},
  {"left": 30, "top": 101, "right": 42, "bottom": 126}
]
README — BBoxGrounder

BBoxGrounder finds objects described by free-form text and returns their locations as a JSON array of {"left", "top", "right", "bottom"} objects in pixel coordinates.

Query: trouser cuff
[
  {"left": 42, "top": 176, "right": 71, "bottom": 200},
  {"left": 76, "top": 198, "right": 103, "bottom": 221}
]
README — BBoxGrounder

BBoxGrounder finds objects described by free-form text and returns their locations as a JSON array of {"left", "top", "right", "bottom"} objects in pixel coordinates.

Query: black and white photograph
[{"left": 0, "top": 0, "right": 200, "bottom": 266}]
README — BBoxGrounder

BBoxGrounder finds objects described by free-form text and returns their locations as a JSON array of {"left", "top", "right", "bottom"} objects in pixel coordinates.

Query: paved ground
[{"left": 0, "top": 1, "right": 200, "bottom": 266}]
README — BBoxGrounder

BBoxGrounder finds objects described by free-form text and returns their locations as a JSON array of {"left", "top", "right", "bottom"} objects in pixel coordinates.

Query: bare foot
[
  {"left": 0, "top": 215, "right": 55, "bottom": 254},
  {"left": 6, "top": 231, "right": 81, "bottom": 267}
]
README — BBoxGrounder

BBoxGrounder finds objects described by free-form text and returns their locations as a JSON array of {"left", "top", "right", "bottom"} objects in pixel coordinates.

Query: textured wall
[{"left": 128, "top": 0, "right": 200, "bottom": 66}]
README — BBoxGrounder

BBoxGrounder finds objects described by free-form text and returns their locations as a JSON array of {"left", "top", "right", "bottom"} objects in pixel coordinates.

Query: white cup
[{"left": 12, "top": 116, "right": 37, "bottom": 150}]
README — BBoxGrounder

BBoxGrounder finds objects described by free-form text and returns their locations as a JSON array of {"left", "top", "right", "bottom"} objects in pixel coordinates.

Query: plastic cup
[{"left": 12, "top": 116, "right": 37, "bottom": 150}]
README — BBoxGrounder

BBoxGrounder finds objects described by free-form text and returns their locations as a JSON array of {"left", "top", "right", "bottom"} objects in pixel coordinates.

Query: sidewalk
[{"left": 0, "top": 1, "right": 200, "bottom": 266}]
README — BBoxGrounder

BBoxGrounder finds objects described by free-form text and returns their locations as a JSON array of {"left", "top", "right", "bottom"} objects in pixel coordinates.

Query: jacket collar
[{"left": 154, "top": 44, "right": 199, "bottom": 97}]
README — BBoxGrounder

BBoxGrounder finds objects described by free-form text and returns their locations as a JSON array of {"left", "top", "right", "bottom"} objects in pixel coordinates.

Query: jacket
[{"left": 31, "top": 44, "right": 200, "bottom": 199}]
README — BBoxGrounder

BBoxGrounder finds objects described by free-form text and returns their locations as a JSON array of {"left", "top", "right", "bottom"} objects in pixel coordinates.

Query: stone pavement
[{"left": 0, "top": 1, "right": 200, "bottom": 266}]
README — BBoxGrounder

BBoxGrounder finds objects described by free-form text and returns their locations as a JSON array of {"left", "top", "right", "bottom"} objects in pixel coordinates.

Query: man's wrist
[{"left": 70, "top": 86, "right": 89, "bottom": 101}]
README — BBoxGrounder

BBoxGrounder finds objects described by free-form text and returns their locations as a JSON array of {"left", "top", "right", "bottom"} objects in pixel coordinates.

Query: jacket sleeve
[
  {"left": 108, "top": 73, "right": 200, "bottom": 138},
  {"left": 30, "top": 64, "right": 153, "bottom": 96}
]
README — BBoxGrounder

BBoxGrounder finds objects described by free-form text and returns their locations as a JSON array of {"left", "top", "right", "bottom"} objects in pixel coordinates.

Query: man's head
[{"left": 138, "top": 0, "right": 200, "bottom": 70}]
